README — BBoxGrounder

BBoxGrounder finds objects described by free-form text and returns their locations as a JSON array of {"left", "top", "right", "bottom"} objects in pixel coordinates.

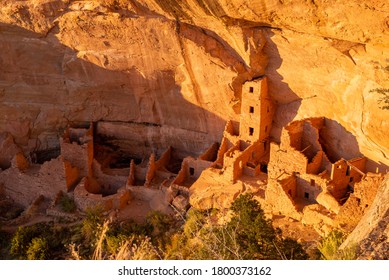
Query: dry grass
[{"left": 69, "top": 219, "right": 160, "bottom": 260}]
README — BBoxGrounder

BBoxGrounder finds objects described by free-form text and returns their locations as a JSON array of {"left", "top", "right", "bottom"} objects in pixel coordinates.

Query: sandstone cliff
[
  {"left": 0, "top": 0, "right": 388, "bottom": 257},
  {"left": 341, "top": 173, "right": 389, "bottom": 259},
  {"left": 0, "top": 0, "right": 388, "bottom": 170}
]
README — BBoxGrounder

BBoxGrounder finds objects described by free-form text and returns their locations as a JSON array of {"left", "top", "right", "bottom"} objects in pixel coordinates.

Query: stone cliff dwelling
[{"left": 0, "top": 76, "right": 385, "bottom": 234}]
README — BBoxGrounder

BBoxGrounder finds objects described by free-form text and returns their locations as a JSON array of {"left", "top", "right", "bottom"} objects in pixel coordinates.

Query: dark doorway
[{"left": 260, "top": 163, "right": 268, "bottom": 173}]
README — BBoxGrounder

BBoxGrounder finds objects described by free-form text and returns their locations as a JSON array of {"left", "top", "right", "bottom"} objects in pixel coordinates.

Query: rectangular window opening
[
  {"left": 189, "top": 167, "right": 195, "bottom": 176},
  {"left": 304, "top": 192, "right": 309, "bottom": 199},
  {"left": 249, "top": 106, "right": 254, "bottom": 113},
  {"left": 310, "top": 179, "right": 315, "bottom": 186},
  {"left": 249, "top": 127, "right": 254, "bottom": 136},
  {"left": 249, "top": 86, "right": 254, "bottom": 93}
]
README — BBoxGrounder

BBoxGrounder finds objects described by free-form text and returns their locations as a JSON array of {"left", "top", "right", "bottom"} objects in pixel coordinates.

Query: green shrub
[
  {"left": 318, "top": 230, "right": 357, "bottom": 260},
  {"left": 146, "top": 211, "right": 173, "bottom": 234},
  {"left": 10, "top": 226, "right": 38, "bottom": 259},
  {"left": 81, "top": 207, "right": 104, "bottom": 242},
  {"left": 9, "top": 222, "right": 73, "bottom": 260},
  {"left": 59, "top": 195, "right": 76, "bottom": 213},
  {"left": 26, "top": 237, "right": 49, "bottom": 260},
  {"left": 183, "top": 209, "right": 205, "bottom": 238},
  {"left": 166, "top": 194, "right": 308, "bottom": 260}
]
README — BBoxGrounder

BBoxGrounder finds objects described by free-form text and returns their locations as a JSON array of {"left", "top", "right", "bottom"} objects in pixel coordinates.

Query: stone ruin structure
[
  {"left": 265, "top": 117, "right": 383, "bottom": 233},
  {"left": 0, "top": 76, "right": 385, "bottom": 234}
]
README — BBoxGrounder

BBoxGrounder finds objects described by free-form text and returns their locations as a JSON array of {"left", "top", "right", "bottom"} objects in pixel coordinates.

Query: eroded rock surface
[
  {"left": 0, "top": 0, "right": 388, "bottom": 258},
  {"left": 341, "top": 173, "right": 389, "bottom": 259},
  {"left": 0, "top": 0, "right": 388, "bottom": 170}
]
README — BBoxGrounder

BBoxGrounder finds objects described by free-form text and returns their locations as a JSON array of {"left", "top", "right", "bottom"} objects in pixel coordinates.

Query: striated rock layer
[
  {"left": 341, "top": 173, "right": 389, "bottom": 259},
  {"left": 0, "top": 0, "right": 388, "bottom": 170},
  {"left": 0, "top": 0, "right": 388, "bottom": 256},
  {"left": 0, "top": 1, "right": 387, "bottom": 167}
]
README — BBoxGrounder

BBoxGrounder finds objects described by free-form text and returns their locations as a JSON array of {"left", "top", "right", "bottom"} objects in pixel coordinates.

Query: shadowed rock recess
[{"left": 0, "top": 0, "right": 388, "bottom": 259}]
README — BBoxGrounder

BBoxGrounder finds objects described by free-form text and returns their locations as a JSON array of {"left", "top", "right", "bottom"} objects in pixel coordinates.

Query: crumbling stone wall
[
  {"left": 63, "top": 160, "right": 79, "bottom": 191},
  {"left": 336, "top": 173, "right": 383, "bottom": 230},
  {"left": 307, "top": 151, "right": 324, "bottom": 174},
  {"left": 215, "top": 136, "right": 232, "bottom": 167},
  {"left": 73, "top": 177, "right": 130, "bottom": 211},
  {"left": 199, "top": 142, "right": 219, "bottom": 162},
  {"left": 127, "top": 185, "right": 173, "bottom": 213},
  {"left": 268, "top": 142, "right": 308, "bottom": 179},
  {"left": 301, "top": 120, "right": 323, "bottom": 161},
  {"left": 296, "top": 175, "right": 323, "bottom": 204},
  {"left": 0, "top": 157, "right": 68, "bottom": 206},
  {"left": 127, "top": 160, "right": 136, "bottom": 186},
  {"left": 185, "top": 157, "right": 213, "bottom": 179},
  {"left": 306, "top": 150, "right": 332, "bottom": 175},
  {"left": 155, "top": 147, "right": 172, "bottom": 170},
  {"left": 283, "top": 121, "right": 304, "bottom": 151},
  {"left": 145, "top": 153, "right": 156, "bottom": 187},
  {"left": 266, "top": 176, "right": 301, "bottom": 220},
  {"left": 348, "top": 157, "right": 366, "bottom": 183},
  {"left": 280, "top": 175, "right": 297, "bottom": 199},
  {"left": 92, "top": 160, "right": 127, "bottom": 194},
  {"left": 11, "top": 152, "right": 29, "bottom": 171},
  {"left": 330, "top": 157, "right": 366, "bottom": 200},
  {"left": 172, "top": 160, "right": 188, "bottom": 185},
  {"left": 60, "top": 125, "right": 93, "bottom": 178}
]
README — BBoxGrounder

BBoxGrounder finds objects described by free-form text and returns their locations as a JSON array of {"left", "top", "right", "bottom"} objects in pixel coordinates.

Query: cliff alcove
[{"left": 0, "top": 0, "right": 388, "bottom": 259}]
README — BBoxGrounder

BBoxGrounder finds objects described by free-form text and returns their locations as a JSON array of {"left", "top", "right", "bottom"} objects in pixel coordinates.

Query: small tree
[
  {"left": 370, "top": 88, "right": 389, "bottom": 110},
  {"left": 166, "top": 194, "right": 308, "bottom": 260}
]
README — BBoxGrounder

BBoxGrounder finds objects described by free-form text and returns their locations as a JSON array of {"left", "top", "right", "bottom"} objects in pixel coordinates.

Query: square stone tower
[{"left": 239, "top": 77, "right": 274, "bottom": 143}]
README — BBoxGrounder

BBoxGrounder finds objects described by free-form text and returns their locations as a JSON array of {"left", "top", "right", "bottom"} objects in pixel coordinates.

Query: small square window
[
  {"left": 249, "top": 127, "right": 254, "bottom": 136},
  {"left": 249, "top": 86, "right": 254, "bottom": 93},
  {"left": 249, "top": 106, "right": 254, "bottom": 113},
  {"left": 304, "top": 192, "right": 309, "bottom": 199}
]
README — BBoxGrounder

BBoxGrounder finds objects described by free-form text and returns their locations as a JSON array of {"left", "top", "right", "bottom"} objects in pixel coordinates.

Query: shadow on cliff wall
[
  {"left": 262, "top": 30, "right": 388, "bottom": 173},
  {"left": 263, "top": 30, "right": 302, "bottom": 142},
  {"left": 320, "top": 118, "right": 362, "bottom": 160},
  {"left": 0, "top": 22, "right": 224, "bottom": 160}
]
